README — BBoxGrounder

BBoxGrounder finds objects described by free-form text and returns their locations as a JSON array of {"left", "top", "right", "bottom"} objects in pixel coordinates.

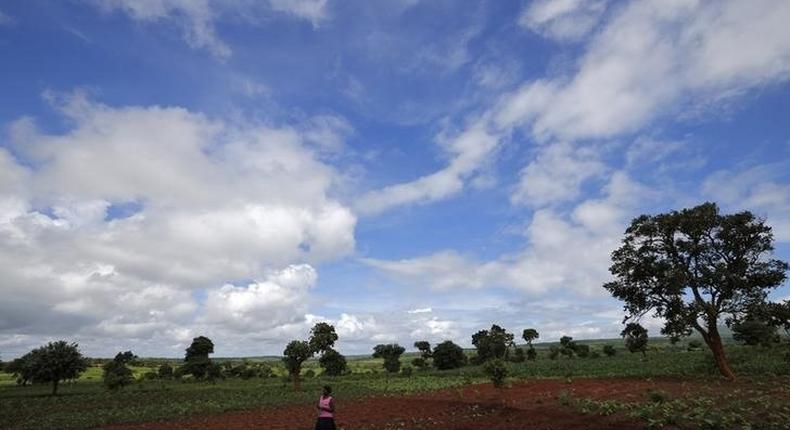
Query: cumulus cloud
[
  {"left": 0, "top": 93, "right": 356, "bottom": 357},
  {"left": 499, "top": 0, "right": 790, "bottom": 141},
  {"left": 268, "top": 0, "right": 329, "bottom": 27}
]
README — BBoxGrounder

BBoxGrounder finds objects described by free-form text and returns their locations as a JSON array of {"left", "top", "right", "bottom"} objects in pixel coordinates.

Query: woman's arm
[{"left": 328, "top": 398, "right": 335, "bottom": 413}]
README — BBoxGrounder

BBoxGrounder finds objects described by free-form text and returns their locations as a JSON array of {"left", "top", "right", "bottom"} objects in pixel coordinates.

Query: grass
[{"left": 2, "top": 342, "right": 789, "bottom": 429}]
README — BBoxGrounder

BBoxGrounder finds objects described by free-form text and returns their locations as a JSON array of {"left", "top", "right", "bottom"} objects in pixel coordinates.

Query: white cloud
[
  {"left": 0, "top": 9, "right": 11, "bottom": 25},
  {"left": 366, "top": 172, "right": 646, "bottom": 296},
  {"left": 406, "top": 307, "right": 432, "bottom": 314},
  {"left": 702, "top": 163, "right": 790, "bottom": 242},
  {"left": 0, "top": 94, "right": 356, "bottom": 356},
  {"left": 499, "top": 0, "right": 790, "bottom": 141},
  {"left": 268, "top": 0, "right": 329, "bottom": 27},
  {"left": 355, "top": 120, "right": 499, "bottom": 215},
  {"left": 519, "top": 0, "right": 608, "bottom": 42},
  {"left": 511, "top": 141, "right": 607, "bottom": 207}
]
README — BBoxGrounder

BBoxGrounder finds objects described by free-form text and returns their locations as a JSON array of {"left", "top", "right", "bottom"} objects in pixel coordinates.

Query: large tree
[
  {"left": 22, "top": 341, "right": 88, "bottom": 395},
  {"left": 471, "top": 324, "right": 514, "bottom": 363},
  {"left": 604, "top": 203, "right": 788, "bottom": 380}
]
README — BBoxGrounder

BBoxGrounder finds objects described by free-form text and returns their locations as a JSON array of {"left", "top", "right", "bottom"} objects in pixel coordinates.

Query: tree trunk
[
  {"left": 703, "top": 325, "right": 736, "bottom": 381},
  {"left": 293, "top": 373, "right": 301, "bottom": 391},
  {"left": 52, "top": 379, "right": 59, "bottom": 396}
]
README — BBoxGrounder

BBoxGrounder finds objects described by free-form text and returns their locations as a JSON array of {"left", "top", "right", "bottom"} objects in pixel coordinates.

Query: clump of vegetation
[
  {"left": 103, "top": 351, "right": 137, "bottom": 391},
  {"left": 180, "top": 336, "right": 219, "bottom": 381},
  {"left": 523, "top": 328, "right": 539, "bottom": 361},
  {"left": 372, "top": 344, "right": 406, "bottom": 374},
  {"left": 283, "top": 340, "right": 312, "bottom": 390},
  {"left": 482, "top": 358, "right": 508, "bottom": 388},
  {"left": 621, "top": 323, "right": 649, "bottom": 357},
  {"left": 731, "top": 319, "right": 779, "bottom": 347},
  {"left": 471, "top": 325, "right": 514, "bottom": 364},
  {"left": 319, "top": 348, "right": 347, "bottom": 376},
  {"left": 603, "top": 345, "right": 617, "bottom": 357},
  {"left": 432, "top": 340, "right": 467, "bottom": 370}
]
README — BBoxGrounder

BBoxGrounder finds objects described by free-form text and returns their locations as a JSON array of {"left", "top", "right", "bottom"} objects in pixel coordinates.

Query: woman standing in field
[{"left": 315, "top": 385, "right": 336, "bottom": 430}]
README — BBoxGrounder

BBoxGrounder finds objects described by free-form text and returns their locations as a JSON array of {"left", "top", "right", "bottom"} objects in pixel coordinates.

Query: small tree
[
  {"left": 559, "top": 336, "right": 576, "bottom": 358},
  {"left": 471, "top": 325, "right": 514, "bottom": 363},
  {"left": 605, "top": 203, "right": 788, "bottom": 380},
  {"left": 483, "top": 358, "right": 508, "bottom": 388},
  {"left": 621, "top": 323, "right": 649, "bottom": 357},
  {"left": 103, "top": 351, "right": 137, "bottom": 391},
  {"left": 319, "top": 348, "right": 347, "bottom": 376},
  {"left": 432, "top": 340, "right": 467, "bottom": 370},
  {"left": 603, "top": 345, "right": 617, "bottom": 357},
  {"left": 414, "top": 341, "right": 432, "bottom": 359},
  {"left": 511, "top": 347, "right": 526, "bottom": 362},
  {"left": 158, "top": 363, "right": 174, "bottom": 379},
  {"left": 747, "top": 300, "right": 790, "bottom": 337},
  {"left": 573, "top": 343, "right": 590, "bottom": 358},
  {"left": 522, "top": 329, "right": 539, "bottom": 346},
  {"left": 309, "top": 322, "right": 338, "bottom": 354},
  {"left": 182, "top": 336, "right": 215, "bottom": 380},
  {"left": 25, "top": 341, "right": 88, "bottom": 395},
  {"left": 372, "top": 344, "right": 405, "bottom": 374},
  {"left": 526, "top": 347, "right": 537, "bottom": 361},
  {"left": 283, "top": 340, "right": 312, "bottom": 391},
  {"left": 732, "top": 319, "right": 778, "bottom": 347},
  {"left": 548, "top": 346, "right": 560, "bottom": 360}
]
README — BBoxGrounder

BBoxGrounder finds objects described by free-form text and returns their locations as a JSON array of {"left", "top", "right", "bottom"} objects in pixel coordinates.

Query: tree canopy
[
  {"left": 472, "top": 325, "right": 514, "bottom": 362},
  {"left": 604, "top": 202, "right": 788, "bottom": 380},
  {"left": 372, "top": 344, "right": 406, "bottom": 373},
  {"left": 182, "top": 336, "right": 216, "bottom": 380},
  {"left": 309, "top": 322, "right": 338, "bottom": 354},
  {"left": 283, "top": 340, "right": 312, "bottom": 390},
  {"left": 432, "top": 340, "right": 467, "bottom": 370},
  {"left": 621, "top": 323, "right": 649, "bottom": 356},
  {"left": 14, "top": 341, "right": 88, "bottom": 395}
]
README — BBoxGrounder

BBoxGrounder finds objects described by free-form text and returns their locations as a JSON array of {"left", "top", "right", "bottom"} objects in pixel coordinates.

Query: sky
[{"left": 1, "top": 0, "right": 790, "bottom": 359}]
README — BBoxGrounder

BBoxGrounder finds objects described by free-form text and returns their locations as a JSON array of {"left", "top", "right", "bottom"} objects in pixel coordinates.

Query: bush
[
  {"left": 401, "top": 365, "right": 412, "bottom": 377},
  {"left": 526, "top": 346, "right": 537, "bottom": 361},
  {"left": 304, "top": 369, "right": 315, "bottom": 378},
  {"left": 603, "top": 345, "right": 617, "bottom": 357},
  {"left": 483, "top": 359, "right": 508, "bottom": 388},
  {"left": 103, "top": 351, "right": 136, "bottom": 391},
  {"left": 574, "top": 344, "right": 590, "bottom": 358},
  {"left": 732, "top": 319, "right": 779, "bottom": 347},
  {"left": 319, "top": 348, "right": 347, "bottom": 376},
  {"left": 687, "top": 340, "right": 703, "bottom": 351},
  {"left": 158, "top": 363, "right": 174, "bottom": 379},
  {"left": 411, "top": 357, "right": 428, "bottom": 370},
  {"left": 549, "top": 346, "right": 560, "bottom": 360},
  {"left": 432, "top": 341, "right": 467, "bottom": 370},
  {"left": 510, "top": 347, "right": 526, "bottom": 362}
]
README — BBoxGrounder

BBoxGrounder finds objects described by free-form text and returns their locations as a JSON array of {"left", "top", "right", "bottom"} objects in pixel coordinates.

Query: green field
[{"left": 2, "top": 341, "right": 789, "bottom": 430}]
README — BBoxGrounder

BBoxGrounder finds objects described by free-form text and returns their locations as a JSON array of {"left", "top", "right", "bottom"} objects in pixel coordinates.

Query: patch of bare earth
[{"left": 99, "top": 378, "right": 727, "bottom": 430}]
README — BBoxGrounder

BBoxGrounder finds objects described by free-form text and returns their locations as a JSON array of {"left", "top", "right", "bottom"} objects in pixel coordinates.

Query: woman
[{"left": 315, "top": 385, "right": 336, "bottom": 430}]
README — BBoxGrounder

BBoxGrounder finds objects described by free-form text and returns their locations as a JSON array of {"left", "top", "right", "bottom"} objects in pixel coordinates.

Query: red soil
[{"left": 101, "top": 378, "right": 707, "bottom": 430}]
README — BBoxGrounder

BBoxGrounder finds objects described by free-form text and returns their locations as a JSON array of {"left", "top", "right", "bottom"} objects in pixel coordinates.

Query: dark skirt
[{"left": 315, "top": 417, "right": 336, "bottom": 430}]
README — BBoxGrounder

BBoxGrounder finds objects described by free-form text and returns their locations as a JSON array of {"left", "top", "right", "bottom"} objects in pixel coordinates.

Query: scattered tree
[
  {"left": 732, "top": 319, "right": 779, "bottom": 347},
  {"left": 432, "top": 340, "right": 467, "bottom": 370},
  {"left": 21, "top": 341, "right": 88, "bottom": 395},
  {"left": 103, "top": 351, "right": 137, "bottom": 391},
  {"left": 372, "top": 344, "right": 406, "bottom": 374},
  {"left": 603, "top": 345, "right": 617, "bottom": 357},
  {"left": 414, "top": 341, "right": 432, "bottom": 359},
  {"left": 319, "top": 348, "right": 347, "bottom": 376},
  {"left": 522, "top": 329, "right": 539, "bottom": 346},
  {"left": 283, "top": 340, "right": 312, "bottom": 391},
  {"left": 181, "top": 336, "right": 216, "bottom": 380},
  {"left": 472, "top": 325, "right": 515, "bottom": 363},
  {"left": 559, "top": 336, "right": 576, "bottom": 358},
  {"left": 309, "top": 322, "right": 338, "bottom": 354},
  {"left": 604, "top": 202, "right": 788, "bottom": 380},
  {"left": 621, "top": 323, "right": 649, "bottom": 357}
]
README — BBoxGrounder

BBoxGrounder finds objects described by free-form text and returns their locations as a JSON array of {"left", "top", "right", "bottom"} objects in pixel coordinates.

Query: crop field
[{"left": 2, "top": 342, "right": 789, "bottom": 430}]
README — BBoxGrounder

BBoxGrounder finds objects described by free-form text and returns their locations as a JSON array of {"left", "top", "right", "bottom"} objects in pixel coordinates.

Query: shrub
[
  {"left": 483, "top": 359, "right": 508, "bottom": 388},
  {"left": 603, "top": 345, "right": 617, "bottom": 357},
  {"left": 103, "top": 351, "right": 136, "bottom": 391},
  {"left": 511, "top": 347, "right": 526, "bottom": 362},
  {"left": 158, "top": 363, "right": 174, "bottom": 379},
  {"left": 372, "top": 344, "right": 406, "bottom": 374},
  {"left": 319, "top": 348, "right": 347, "bottom": 376},
  {"left": 549, "top": 346, "right": 560, "bottom": 360},
  {"left": 401, "top": 365, "right": 413, "bottom": 377},
  {"left": 411, "top": 357, "right": 428, "bottom": 370},
  {"left": 574, "top": 344, "right": 590, "bottom": 358},
  {"left": 304, "top": 369, "right": 315, "bottom": 378},
  {"left": 687, "top": 340, "right": 703, "bottom": 351}
]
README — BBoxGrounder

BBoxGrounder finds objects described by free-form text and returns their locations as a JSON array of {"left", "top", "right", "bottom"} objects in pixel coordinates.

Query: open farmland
[{"left": 2, "top": 342, "right": 790, "bottom": 429}]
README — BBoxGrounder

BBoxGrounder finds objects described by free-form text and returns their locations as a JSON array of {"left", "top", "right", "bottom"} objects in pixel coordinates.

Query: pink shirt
[{"left": 318, "top": 395, "right": 334, "bottom": 418}]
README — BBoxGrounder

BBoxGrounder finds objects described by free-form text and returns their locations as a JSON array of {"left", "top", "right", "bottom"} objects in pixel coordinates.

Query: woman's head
[{"left": 322, "top": 385, "right": 332, "bottom": 396}]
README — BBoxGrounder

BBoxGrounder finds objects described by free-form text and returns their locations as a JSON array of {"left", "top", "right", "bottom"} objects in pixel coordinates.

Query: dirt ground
[{"left": 100, "top": 378, "right": 711, "bottom": 430}]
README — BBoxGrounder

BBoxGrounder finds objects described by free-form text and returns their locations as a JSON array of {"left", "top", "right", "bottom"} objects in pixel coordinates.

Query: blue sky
[{"left": 1, "top": 0, "right": 789, "bottom": 358}]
